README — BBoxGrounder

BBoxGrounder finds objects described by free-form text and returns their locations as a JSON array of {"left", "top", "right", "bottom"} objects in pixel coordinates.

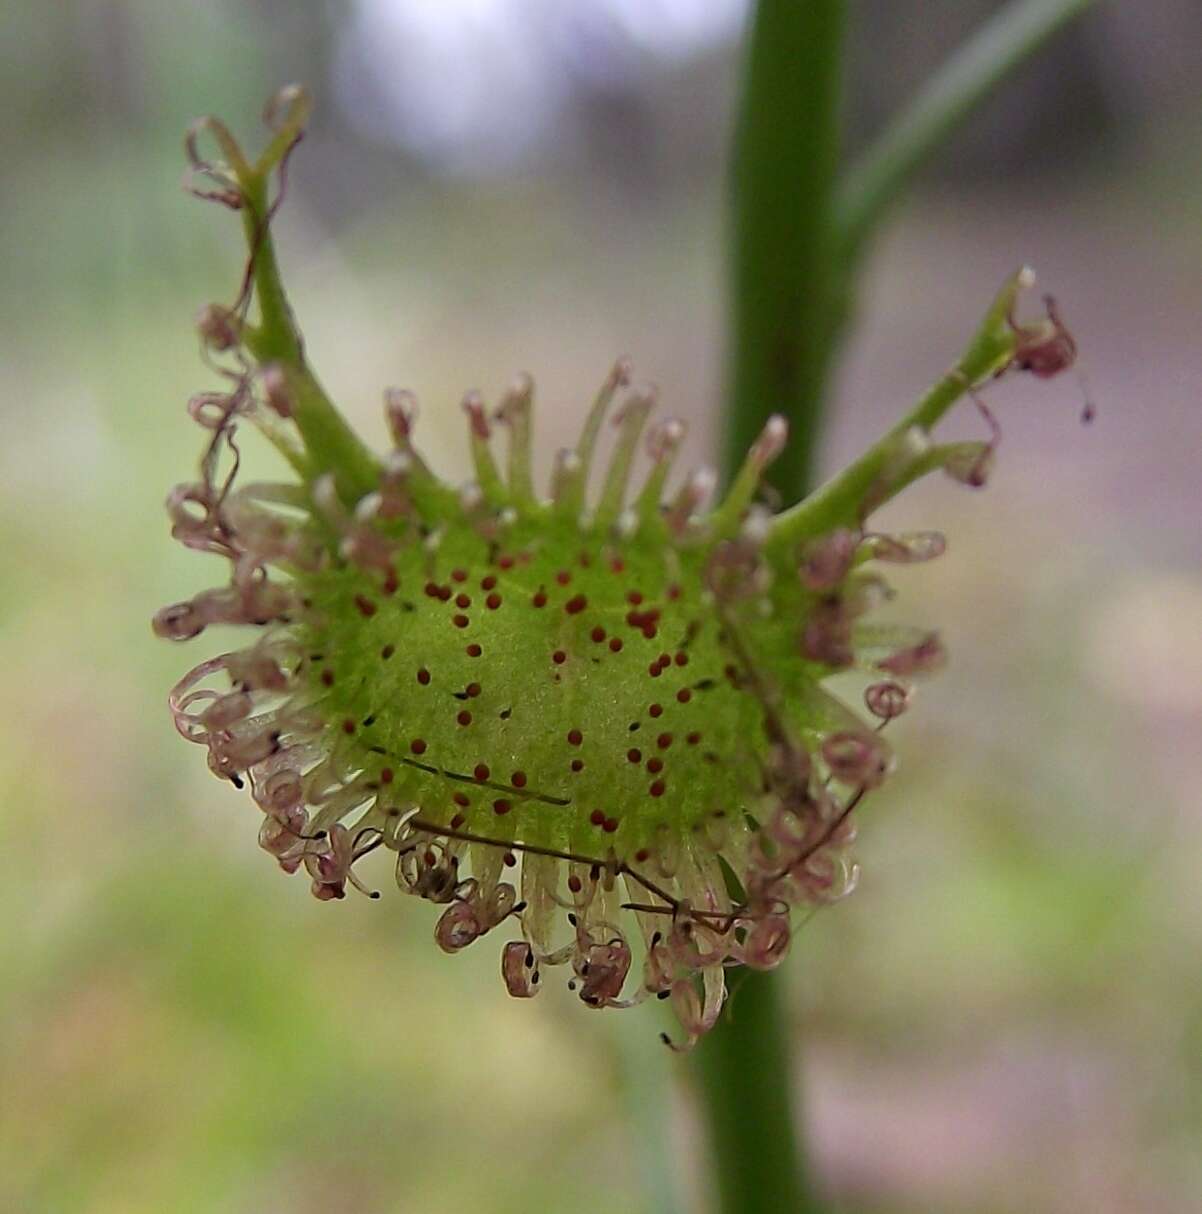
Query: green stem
[
  {"left": 239, "top": 167, "right": 379, "bottom": 503},
  {"left": 720, "top": 0, "right": 848, "bottom": 505},
  {"left": 769, "top": 266, "right": 1023, "bottom": 544},
  {"left": 837, "top": 0, "right": 1101, "bottom": 265},
  {"left": 700, "top": 5, "right": 846, "bottom": 1214},
  {"left": 696, "top": 972, "right": 820, "bottom": 1214}
]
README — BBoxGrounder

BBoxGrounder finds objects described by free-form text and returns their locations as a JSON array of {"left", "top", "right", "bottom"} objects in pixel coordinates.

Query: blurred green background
[{"left": 2, "top": 2, "right": 1201, "bottom": 1211}]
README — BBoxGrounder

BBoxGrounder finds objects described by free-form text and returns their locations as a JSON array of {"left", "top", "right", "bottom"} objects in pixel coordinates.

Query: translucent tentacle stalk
[
  {"left": 594, "top": 387, "right": 657, "bottom": 531},
  {"left": 496, "top": 374, "right": 536, "bottom": 509},
  {"left": 560, "top": 358, "right": 631, "bottom": 518}
]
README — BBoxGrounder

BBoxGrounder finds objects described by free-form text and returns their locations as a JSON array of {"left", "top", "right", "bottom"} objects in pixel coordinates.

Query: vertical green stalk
[
  {"left": 700, "top": 5, "right": 845, "bottom": 1214},
  {"left": 720, "top": 0, "right": 847, "bottom": 500},
  {"left": 695, "top": 971, "right": 819, "bottom": 1214}
]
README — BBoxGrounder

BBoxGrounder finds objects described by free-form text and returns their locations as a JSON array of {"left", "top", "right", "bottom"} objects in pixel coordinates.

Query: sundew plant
[{"left": 155, "top": 3, "right": 1097, "bottom": 1210}]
